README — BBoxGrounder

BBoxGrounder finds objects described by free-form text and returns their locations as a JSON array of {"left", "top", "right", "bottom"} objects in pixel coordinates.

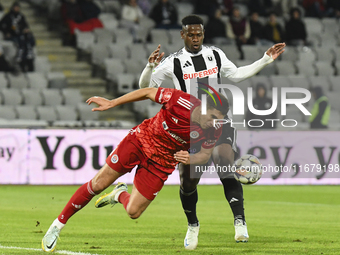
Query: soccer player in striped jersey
[{"left": 139, "top": 14, "right": 285, "bottom": 250}]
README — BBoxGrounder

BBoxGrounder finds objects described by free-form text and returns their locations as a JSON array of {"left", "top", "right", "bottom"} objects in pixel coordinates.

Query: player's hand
[
  {"left": 266, "top": 42, "right": 286, "bottom": 60},
  {"left": 86, "top": 96, "right": 114, "bottom": 111},
  {"left": 148, "top": 44, "right": 165, "bottom": 65},
  {"left": 174, "top": 150, "right": 190, "bottom": 164}
]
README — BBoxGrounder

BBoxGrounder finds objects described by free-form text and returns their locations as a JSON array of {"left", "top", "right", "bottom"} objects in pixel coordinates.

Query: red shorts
[{"left": 106, "top": 132, "right": 172, "bottom": 200}]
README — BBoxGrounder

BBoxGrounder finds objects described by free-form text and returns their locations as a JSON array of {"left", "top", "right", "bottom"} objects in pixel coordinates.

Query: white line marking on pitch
[{"left": 0, "top": 244, "right": 103, "bottom": 255}]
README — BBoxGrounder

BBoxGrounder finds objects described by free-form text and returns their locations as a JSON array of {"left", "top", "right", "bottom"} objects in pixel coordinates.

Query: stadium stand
[{"left": 0, "top": 0, "right": 339, "bottom": 130}]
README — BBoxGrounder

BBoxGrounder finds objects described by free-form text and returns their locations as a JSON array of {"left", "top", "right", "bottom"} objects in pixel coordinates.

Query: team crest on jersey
[
  {"left": 163, "top": 91, "right": 172, "bottom": 101},
  {"left": 207, "top": 56, "right": 213, "bottom": 61},
  {"left": 111, "top": 154, "right": 119, "bottom": 164},
  {"left": 190, "top": 131, "right": 199, "bottom": 139}
]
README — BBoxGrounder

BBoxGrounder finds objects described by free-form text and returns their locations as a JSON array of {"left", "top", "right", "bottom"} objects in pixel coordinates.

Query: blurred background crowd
[{"left": 0, "top": 0, "right": 338, "bottom": 130}]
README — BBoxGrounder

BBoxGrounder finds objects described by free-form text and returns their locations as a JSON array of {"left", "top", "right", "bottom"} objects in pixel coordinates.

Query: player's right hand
[
  {"left": 148, "top": 44, "right": 165, "bottom": 65},
  {"left": 86, "top": 96, "right": 114, "bottom": 111}
]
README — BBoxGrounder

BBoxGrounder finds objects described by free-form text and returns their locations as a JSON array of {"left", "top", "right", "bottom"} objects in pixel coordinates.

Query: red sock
[
  {"left": 118, "top": 191, "right": 130, "bottom": 210},
  {"left": 58, "top": 181, "right": 97, "bottom": 224}
]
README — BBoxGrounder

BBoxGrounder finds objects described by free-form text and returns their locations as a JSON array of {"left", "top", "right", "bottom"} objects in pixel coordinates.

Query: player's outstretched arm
[
  {"left": 227, "top": 42, "right": 286, "bottom": 83},
  {"left": 174, "top": 147, "right": 214, "bottom": 165},
  {"left": 86, "top": 88, "right": 158, "bottom": 111},
  {"left": 139, "top": 44, "right": 164, "bottom": 88}
]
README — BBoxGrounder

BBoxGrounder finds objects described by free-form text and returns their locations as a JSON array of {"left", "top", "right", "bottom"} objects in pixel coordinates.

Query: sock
[
  {"left": 118, "top": 191, "right": 130, "bottom": 210},
  {"left": 52, "top": 218, "right": 65, "bottom": 230},
  {"left": 58, "top": 181, "right": 97, "bottom": 224},
  {"left": 221, "top": 178, "right": 245, "bottom": 221},
  {"left": 180, "top": 188, "right": 199, "bottom": 225}
]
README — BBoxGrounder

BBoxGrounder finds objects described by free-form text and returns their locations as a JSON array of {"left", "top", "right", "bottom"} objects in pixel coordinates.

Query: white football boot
[
  {"left": 184, "top": 224, "right": 200, "bottom": 250},
  {"left": 42, "top": 219, "right": 63, "bottom": 252},
  {"left": 234, "top": 219, "right": 249, "bottom": 243},
  {"left": 95, "top": 182, "right": 128, "bottom": 208}
]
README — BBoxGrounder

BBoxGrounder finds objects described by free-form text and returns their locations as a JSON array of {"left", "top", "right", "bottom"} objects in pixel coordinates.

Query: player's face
[
  {"left": 200, "top": 108, "right": 224, "bottom": 129},
  {"left": 181, "top": 25, "right": 204, "bottom": 54}
]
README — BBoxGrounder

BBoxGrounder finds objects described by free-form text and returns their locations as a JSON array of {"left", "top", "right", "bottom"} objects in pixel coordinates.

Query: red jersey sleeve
[
  {"left": 155, "top": 87, "right": 175, "bottom": 105},
  {"left": 201, "top": 126, "right": 222, "bottom": 149}
]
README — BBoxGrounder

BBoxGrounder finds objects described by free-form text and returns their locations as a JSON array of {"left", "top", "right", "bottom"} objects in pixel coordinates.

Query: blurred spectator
[
  {"left": 248, "top": 0, "right": 273, "bottom": 17},
  {"left": 0, "top": 2, "right": 3, "bottom": 12},
  {"left": 227, "top": 7, "right": 250, "bottom": 59},
  {"left": 204, "top": 9, "right": 227, "bottom": 44},
  {"left": 303, "top": 0, "right": 325, "bottom": 17},
  {"left": 138, "top": 0, "right": 151, "bottom": 15},
  {"left": 248, "top": 12, "right": 265, "bottom": 45},
  {"left": 61, "top": 0, "right": 103, "bottom": 35},
  {"left": 61, "top": 0, "right": 84, "bottom": 23},
  {"left": 17, "top": 32, "right": 35, "bottom": 72},
  {"left": 79, "top": 0, "right": 101, "bottom": 21},
  {"left": 309, "top": 86, "right": 330, "bottom": 129},
  {"left": 0, "top": 2, "right": 29, "bottom": 42},
  {"left": 326, "top": 0, "right": 340, "bottom": 17},
  {"left": 246, "top": 83, "right": 277, "bottom": 130},
  {"left": 149, "top": 0, "right": 180, "bottom": 29},
  {"left": 194, "top": 0, "right": 219, "bottom": 18},
  {"left": 285, "top": 8, "right": 307, "bottom": 46},
  {"left": 121, "top": 0, "right": 144, "bottom": 41},
  {"left": 263, "top": 13, "right": 284, "bottom": 44},
  {"left": 218, "top": 0, "right": 233, "bottom": 16},
  {"left": 0, "top": 2, "right": 35, "bottom": 72},
  {"left": 0, "top": 44, "right": 16, "bottom": 72},
  {"left": 280, "top": 0, "right": 299, "bottom": 19}
]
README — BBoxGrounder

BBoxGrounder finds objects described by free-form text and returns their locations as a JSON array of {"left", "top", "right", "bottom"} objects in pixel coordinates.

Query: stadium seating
[
  {"left": 41, "top": 89, "right": 63, "bottom": 106},
  {"left": 116, "top": 73, "right": 136, "bottom": 94},
  {"left": 15, "top": 105, "right": 37, "bottom": 120},
  {"left": 7, "top": 73, "right": 29, "bottom": 89},
  {"left": 36, "top": 106, "right": 58, "bottom": 122},
  {"left": 275, "top": 61, "right": 296, "bottom": 75},
  {"left": 22, "top": 89, "right": 44, "bottom": 106},
  {"left": 0, "top": 72, "right": 8, "bottom": 89},
  {"left": 1, "top": 89, "right": 23, "bottom": 105},
  {"left": 0, "top": 106, "right": 17, "bottom": 120},
  {"left": 108, "top": 44, "right": 129, "bottom": 59},
  {"left": 27, "top": 72, "right": 48, "bottom": 89}
]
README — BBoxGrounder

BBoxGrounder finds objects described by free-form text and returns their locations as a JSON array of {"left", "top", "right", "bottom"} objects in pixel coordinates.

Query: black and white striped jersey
[{"left": 150, "top": 45, "right": 238, "bottom": 98}]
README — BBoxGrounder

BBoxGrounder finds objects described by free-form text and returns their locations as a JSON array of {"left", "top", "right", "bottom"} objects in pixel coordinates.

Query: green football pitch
[{"left": 0, "top": 185, "right": 339, "bottom": 255}]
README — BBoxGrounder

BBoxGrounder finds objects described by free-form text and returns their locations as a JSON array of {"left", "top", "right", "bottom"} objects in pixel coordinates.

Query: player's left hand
[
  {"left": 86, "top": 96, "right": 114, "bottom": 111},
  {"left": 174, "top": 150, "right": 190, "bottom": 164},
  {"left": 266, "top": 42, "right": 286, "bottom": 60}
]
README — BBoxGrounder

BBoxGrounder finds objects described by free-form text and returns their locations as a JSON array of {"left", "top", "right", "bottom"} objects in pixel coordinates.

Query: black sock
[
  {"left": 180, "top": 187, "right": 199, "bottom": 225},
  {"left": 221, "top": 178, "right": 245, "bottom": 221}
]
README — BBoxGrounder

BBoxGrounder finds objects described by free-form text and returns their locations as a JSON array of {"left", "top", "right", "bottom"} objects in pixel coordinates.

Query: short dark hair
[
  {"left": 182, "top": 15, "right": 204, "bottom": 27},
  {"left": 206, "top": 92, "right": 229, "bottom": 116}
]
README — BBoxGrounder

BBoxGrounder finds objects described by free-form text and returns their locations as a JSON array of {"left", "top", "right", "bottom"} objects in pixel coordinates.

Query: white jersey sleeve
[
  {"left": 150, "top": 56, "right": 174, "bottom": 88},
  {"left": 216, "top": 47, "right": 274, "bottom": 83}
]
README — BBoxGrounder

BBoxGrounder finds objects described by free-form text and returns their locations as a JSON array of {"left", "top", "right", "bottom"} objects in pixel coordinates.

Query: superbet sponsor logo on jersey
[{"left": 183, "top": 67, "right": 218, "bottom": 80}]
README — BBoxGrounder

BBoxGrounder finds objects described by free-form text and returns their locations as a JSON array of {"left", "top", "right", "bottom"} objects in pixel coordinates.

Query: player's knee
[
  {"left": 91, "top": 179, "right": 106, "bottom": 193},
  {"left": 180, "top": 179, "right": 198, "bottom": 192},
  {"left": 126, "top": 206, "right": 142, "bottom": 219}
]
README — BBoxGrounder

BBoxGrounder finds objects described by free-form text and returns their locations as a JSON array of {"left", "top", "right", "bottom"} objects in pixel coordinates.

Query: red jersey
[{"left": 134, "top": 87, "right": 222, "bottom": 170}]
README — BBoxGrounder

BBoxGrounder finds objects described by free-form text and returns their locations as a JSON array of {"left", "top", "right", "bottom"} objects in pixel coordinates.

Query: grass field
[{"left": 0, "top": 185, "right": 339, "bottom": 255}]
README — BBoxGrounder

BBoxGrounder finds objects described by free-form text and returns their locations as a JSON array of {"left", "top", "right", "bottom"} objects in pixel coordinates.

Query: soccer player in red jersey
[{"left": 42, "top": 86, "right": 229, "bottom": 252}]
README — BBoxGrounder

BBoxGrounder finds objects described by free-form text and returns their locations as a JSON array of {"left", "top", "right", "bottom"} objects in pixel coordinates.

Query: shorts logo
[
  {"left": 111, "top": 154, "right": 119, "bottom": 164},
  {"left": 190, "top": 131, "right": 199, "bottom": 139}
]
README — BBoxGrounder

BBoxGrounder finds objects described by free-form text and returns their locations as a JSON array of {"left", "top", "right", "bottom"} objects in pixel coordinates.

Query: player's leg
[
  {"left": 42, "top": 132, "right": 137, "bottom": 252},
  {"left": 179, "top": 163, "right": 202, "bottom": 250},
  {"left": 118, "top": 185, "right": 152, "bottom": 219},
  {"left": 212, "top": 124, "right": 249, "bottom": 243},
  {"left": 96, "top": 164, "right": 165, "bottom": 219},
  {"left": 42, "top": 164, "right": 124, "bottom": 252}
]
